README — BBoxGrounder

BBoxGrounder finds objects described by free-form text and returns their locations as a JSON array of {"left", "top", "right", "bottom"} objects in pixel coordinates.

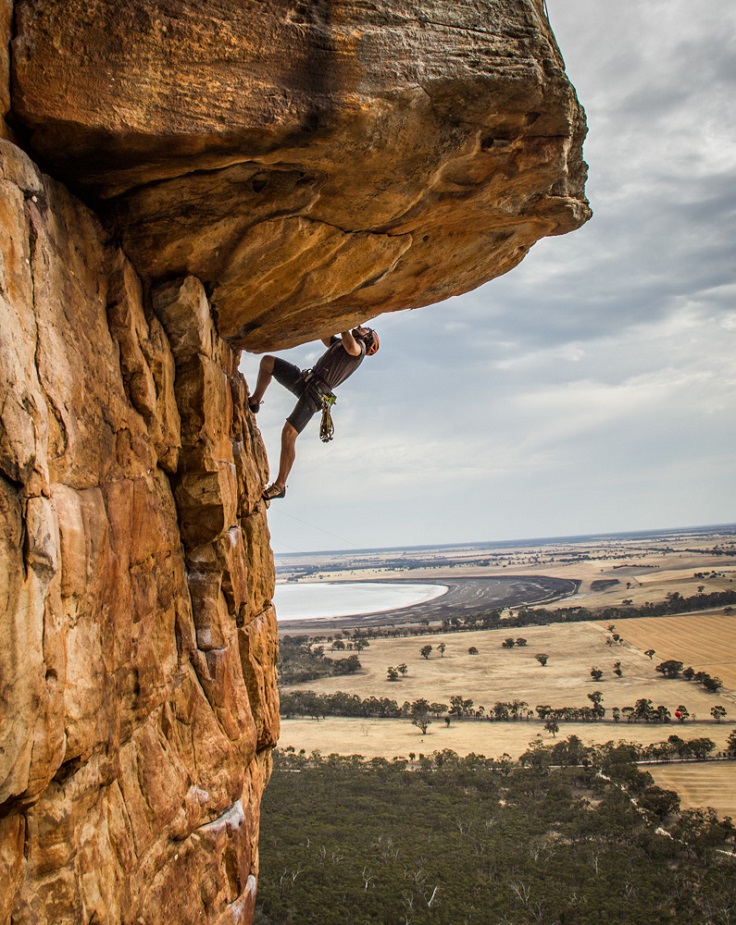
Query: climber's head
[{"left": 354, "top": 326, "right": 380, "bottom": 356}]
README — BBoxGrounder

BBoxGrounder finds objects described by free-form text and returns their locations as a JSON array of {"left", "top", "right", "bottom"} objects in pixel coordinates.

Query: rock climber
[{"left": 249, "top": 326, "right": 380, "bottom": 502}]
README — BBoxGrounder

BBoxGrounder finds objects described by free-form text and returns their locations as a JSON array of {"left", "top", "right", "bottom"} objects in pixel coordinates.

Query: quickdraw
[
  {"left": 319, "top": 393, "right": 336, "bottom": 443},
  {"left": 301, "top": 369, "right": 337, "bottom": 443}
]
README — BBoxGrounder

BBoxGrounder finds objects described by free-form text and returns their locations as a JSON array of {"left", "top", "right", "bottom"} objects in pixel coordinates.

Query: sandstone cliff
[
  {"left": 0, "top": 137, "right": 279, "bottom": 923},
  {"left": 1, "top": 2, "right": 589, "bottom": 923},
  {"left": 9, "top": 0, "right": 589, "bottom": 351}
]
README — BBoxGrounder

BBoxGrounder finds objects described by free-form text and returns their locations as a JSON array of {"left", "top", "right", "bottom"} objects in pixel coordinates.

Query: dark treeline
[
  {"left": 278, "top": 635, "right": 365, "bottom": 685},
  {"left": 281, "top": 690, "right": 444, "bottom": 719},
  {"left": 256, "top": 738, "right": 736, "bottom": 925},
  {"left": 280, "top": 688, "right": 731, "bottom": 737},
  {"left": 522, "top": 588, "right": 736, "bottom": 625},
  {"left": 318, "top": 588, "right": 736, "bottom": 641}
]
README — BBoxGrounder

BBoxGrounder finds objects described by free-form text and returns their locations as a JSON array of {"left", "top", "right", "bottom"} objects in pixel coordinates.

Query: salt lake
[{"left": 273, "top": 581, "right": 448, "bottom": 621}]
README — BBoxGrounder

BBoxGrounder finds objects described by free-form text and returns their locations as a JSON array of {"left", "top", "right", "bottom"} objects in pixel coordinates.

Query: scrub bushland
[{"left": 256, "top": 741, "right": 736, "bottom": 925}]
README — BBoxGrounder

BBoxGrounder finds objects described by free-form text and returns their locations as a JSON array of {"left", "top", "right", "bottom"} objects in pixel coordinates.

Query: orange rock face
[
  {"left": 0, "top": 0, "right": 10, "bottom": 140},
  {"left": 0, "top": 139, "right": 278, "bottom": 923},
  {"left": 1, "top": 2, "right": 589, "bottom": 922},
  {"left": 10, "top": 0, "right": 590, "bottom": 351}
]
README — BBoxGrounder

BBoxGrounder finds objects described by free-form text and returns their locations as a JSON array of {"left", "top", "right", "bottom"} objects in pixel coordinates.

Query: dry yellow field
[
  {"left": 602, "top": 612, "right": 736, "bottom": 691},
  {"left": 278, "top": 535, "right": 736, "bottom": 816},
  {"left": 649, "top": 762, "right": 736, "bottom": 820},
  {"left": 279, "top": 717, "right": 734, "bottom": 764},
  {"left": 280, "top": 620, "right": 734, "bottom": 776},
  {"left": 283, "top": 622, "right": 733, "bottom": 718}
]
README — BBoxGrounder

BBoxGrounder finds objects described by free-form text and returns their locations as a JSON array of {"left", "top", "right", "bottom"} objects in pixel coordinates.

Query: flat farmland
[
  {"left": 279, "top": 717, "right": 734, "bottom": 764},
  {"left": 649, "top": 762, "right": 736, "bottom": 819},
  {"left": 602, "top": 612, "right": 736, "bottom": 691},
  {"left": 280, "top": 621, "right": 734, "bottom": 761},
  {"left": 278, "top": 530, "right": 736, "bottom": 818},
  {"left": 281, "top": 622, "right": 732, "bottom": 715}
]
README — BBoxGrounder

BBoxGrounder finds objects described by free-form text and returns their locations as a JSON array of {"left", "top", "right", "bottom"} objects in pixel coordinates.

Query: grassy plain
[
  {"left": 279, "top": 716, "right": 734, "bottom": 763},
  {"left": 610, "top": 613, "right": 736, "bottom": 689},
  {"left": 280, "top": 619, "right": 736, "bottom": 802},
  {"left": 649, "top": 763, "right": 736, "bottom": 818},
  {"left": 278, "top": 528, "right": 736, "bottom": 815},
  {"left": 282, "top": 621, "right": 734, "bottom": 714}
]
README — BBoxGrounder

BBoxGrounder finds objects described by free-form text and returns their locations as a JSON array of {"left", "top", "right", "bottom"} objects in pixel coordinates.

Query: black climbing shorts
[{"left": 272, "top": 357, "right": 320, "bottom": 434}]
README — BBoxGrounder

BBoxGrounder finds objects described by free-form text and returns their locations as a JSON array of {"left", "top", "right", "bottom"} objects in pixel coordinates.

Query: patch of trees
[
  {"left": 279, "top": 689, "right": 728, "bottom": 731},
  {"left": 590, "top": 578, "right": 620, "bottom": 591},
  {"left": 280, "top": 691, "right": 450, "bottom": 720},
  {"left": 519, "top": 733, "right": 723, "bottom": 769},
  {"left": 386, "top": 663, "right": 407, "bottom": 681},
  {"left": 486, "top": 700, "right": 531, "bottom": 721},
  {"left": 689, "top": 545, "right": 736, "bottom": 557},
  {"left": 448, "top": 695, "right": 475, "bottom": 718},
  {"left": 521, "top": 588, "right": 736, "bottom": 625},
  {"left": 655, "top": 660, "right": 723, "bottom": 692},
  {"left": 278, "top": 635, "right": 362, "bottom": 685},
  {"left": 256, "top": 740, "right": 736, "bottom": 925}
]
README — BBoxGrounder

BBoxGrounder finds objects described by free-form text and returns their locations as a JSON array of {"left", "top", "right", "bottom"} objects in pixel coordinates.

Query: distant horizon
[{"left": 274, "top": 520, "right": 736, "bottom": 561}]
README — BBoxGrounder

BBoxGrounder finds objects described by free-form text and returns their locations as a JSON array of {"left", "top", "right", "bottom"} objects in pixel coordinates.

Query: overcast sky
[{"left": 241, "top": 0, "right": 736, "bottom": 554}]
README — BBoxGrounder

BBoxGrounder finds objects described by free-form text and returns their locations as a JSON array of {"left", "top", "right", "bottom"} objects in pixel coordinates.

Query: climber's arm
[{"left": 339, "top": 329, "right": 362, "bottom": 357}]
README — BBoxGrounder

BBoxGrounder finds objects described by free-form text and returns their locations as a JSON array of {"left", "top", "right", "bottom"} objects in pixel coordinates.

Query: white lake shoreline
[{"left": 273, "top": 581, "right": 449, "bottom": 621}]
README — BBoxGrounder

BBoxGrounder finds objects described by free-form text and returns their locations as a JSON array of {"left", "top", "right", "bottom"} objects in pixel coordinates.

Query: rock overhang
[{"left": 10, "top": 0, "right": 591, "bottom": 352}]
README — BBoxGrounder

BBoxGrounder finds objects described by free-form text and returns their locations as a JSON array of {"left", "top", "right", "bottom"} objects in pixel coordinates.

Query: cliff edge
[{"left": 0, "top": 2, "right": 589, "bottom": 923}]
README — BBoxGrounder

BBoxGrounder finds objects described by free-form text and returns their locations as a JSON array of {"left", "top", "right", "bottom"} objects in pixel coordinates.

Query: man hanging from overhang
[{"left": 249, "top": 325, "right": 380, "bottom": 502}]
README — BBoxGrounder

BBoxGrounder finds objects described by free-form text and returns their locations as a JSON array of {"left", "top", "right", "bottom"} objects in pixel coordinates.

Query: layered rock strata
[
  {"left": 0, "top": 139, "right": 278, "bottom": 923},
  {"left": 10, "top": 0, "right": 590, "bottom": 351}
]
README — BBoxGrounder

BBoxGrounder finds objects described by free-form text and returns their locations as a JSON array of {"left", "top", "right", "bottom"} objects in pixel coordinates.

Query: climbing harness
[
  {"left": 301, "top": 370, "right": 337, "bottom": 443},
  {"left": 319, "top": 393, "right": 336, "bottom": 443}
]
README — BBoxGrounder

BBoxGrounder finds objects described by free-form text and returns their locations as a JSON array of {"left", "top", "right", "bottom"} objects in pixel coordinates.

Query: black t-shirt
[{"left": 313, "top": 336, "right": 366, "bottom": 389}]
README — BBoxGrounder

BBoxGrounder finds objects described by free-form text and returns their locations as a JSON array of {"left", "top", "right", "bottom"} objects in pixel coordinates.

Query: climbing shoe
[
  {"left": 248, "top": 400, "right": 261, "bottom": 414},
  {"left": 262, "top": 483, "right": 286, "bottom": 502}
]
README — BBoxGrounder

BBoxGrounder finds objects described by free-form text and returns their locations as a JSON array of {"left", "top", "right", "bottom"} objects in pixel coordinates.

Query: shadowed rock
[{"left": 11, "top": 0, "right": 590, "bottom": 351}]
